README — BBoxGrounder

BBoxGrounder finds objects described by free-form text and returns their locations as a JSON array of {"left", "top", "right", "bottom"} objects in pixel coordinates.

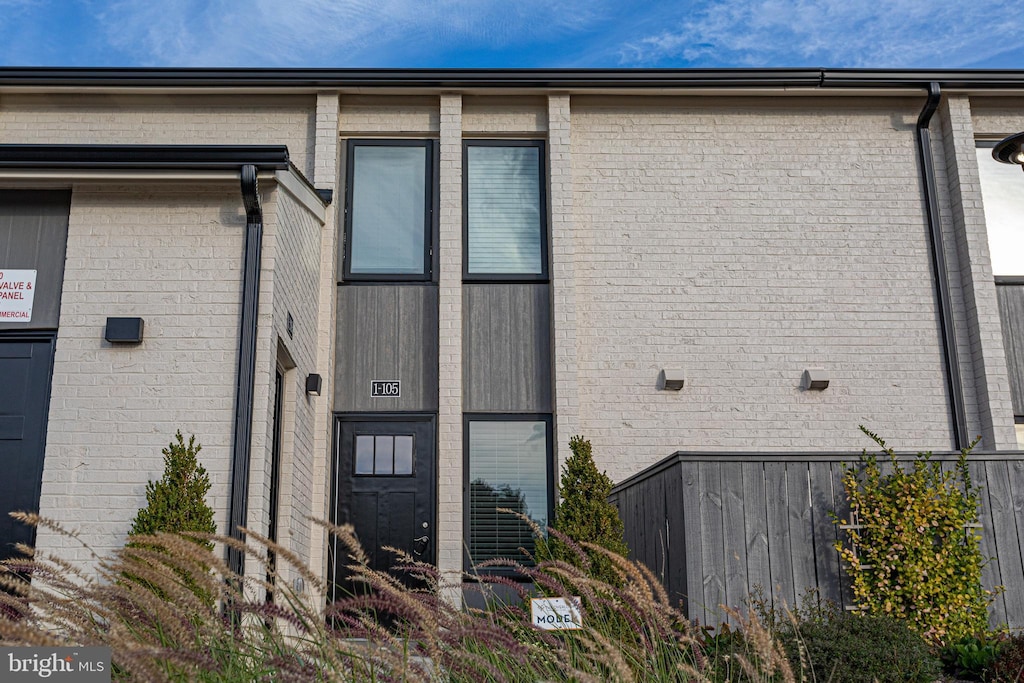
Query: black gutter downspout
[
  {"left": 916, "top": 82, "right": 968, "bottom": 449},
  {"left": 228, "top": 164, "right": 263, "bottom": 576}
]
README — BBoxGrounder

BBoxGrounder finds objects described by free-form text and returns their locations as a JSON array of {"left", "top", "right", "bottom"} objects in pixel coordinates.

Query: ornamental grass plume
[{"left": 1, "top": 512, "right": 794, "bottom": 682}]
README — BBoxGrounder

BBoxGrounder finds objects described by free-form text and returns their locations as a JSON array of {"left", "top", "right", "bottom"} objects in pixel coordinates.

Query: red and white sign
[{"left": 0, "top": 270, "right": 37, "bottom": 322}]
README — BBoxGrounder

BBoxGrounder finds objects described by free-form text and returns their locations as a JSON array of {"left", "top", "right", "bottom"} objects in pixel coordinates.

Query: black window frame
[
  {"left": 462, "top": 413, "right": 554, "bottom": 578},
  {"left": 462, "top": 139, "right": 549, "bottom": 283},
  {"left": 342, "top": 139, "right": 435, "bottom": 283}
]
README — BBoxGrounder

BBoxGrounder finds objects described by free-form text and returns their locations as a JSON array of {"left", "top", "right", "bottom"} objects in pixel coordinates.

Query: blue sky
[{"left": 1, "top": 0, "right": 1023, "bottom": 69}]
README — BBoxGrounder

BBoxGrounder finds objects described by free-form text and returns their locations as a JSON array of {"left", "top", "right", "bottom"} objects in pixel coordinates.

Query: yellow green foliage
[{"left": 834, "top": 427, "right": 995, "bottom": 646}]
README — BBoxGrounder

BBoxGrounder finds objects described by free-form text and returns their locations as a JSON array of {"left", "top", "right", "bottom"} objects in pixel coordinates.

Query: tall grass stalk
[{"left": 1, "top": 513, "right": 792, "bottom": 682}]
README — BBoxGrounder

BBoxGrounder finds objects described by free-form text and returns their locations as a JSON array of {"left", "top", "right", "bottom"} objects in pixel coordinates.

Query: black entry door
[
  {"left": 331, "top": 415, "right": 435, "bottom": 594},
  {"left": 0, "top": 335, "right": 55, "bottom": 562}
]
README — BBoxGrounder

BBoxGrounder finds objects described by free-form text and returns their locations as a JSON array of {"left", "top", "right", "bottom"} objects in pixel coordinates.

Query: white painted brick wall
[
  {"left": 309, "top": 92, "right": 341, "bottom": 589},
  {"left": 340, "top": 96, "right": 440, "bottom": 135},
  {"left": 936, "top": 95, "right": 1016, "bottom": 449},
  {"left": 36, "top": 184, "right": 244, "bottom": 563},
  {"left": 463, "top": 96, "right": 547, "bottom": 134},
  {"left": 548, "top": 94, "right": 579, "bottom": 471},
  {"left": 0, "top": 94, "right": 316, "bottom": 178},
  {"left": 570, "top": 96, "right": 956, "bottom": 482},
  {"left": 437, "top": 94, "right": 463, "bottom": 581},
  {"left": 249, "top": 185, "right": 323, "bottom": 578}
]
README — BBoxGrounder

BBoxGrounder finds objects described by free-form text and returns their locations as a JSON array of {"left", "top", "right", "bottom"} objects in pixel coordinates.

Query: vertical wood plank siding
[
  {"left": 0, "top": 190, "right": 71, "bottom": 331},
  {"left": 996, "top": 284, "right": 1024, "bottom": 415},
  {"left": 334, "top": 284, "right": 439, "bottom": 412},
  {"left": 610, "top": 453, "right": 1024, "bottom": 628}
]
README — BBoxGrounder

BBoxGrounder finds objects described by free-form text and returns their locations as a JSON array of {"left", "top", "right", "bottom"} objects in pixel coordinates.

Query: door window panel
[{"left": 353, "top": 434, "right": 416, "bottom": 477}]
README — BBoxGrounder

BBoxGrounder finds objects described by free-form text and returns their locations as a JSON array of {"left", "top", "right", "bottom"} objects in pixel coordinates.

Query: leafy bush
[
  {"left": 834, "top": 427, "right": 993, "bottom": 645},
  {"left": 129, "top": 431, "right": 216, "bottom": 548},
  {"left": 537, "top": 435, "right": 628, "bottom": 585},
  {"left": 779, "top": 611, "right": 941, "bottom": 683},
  {"left": 991, "top": 633, "right": 1024, "bottom": 682},
  {"left": 942, "top": 633, "right": 1002, "bottom": 681}
]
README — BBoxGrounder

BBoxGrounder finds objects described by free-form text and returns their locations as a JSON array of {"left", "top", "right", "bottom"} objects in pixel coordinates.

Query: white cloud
[
  {"left": 619, "top": 0, "right": 1024, "bottom": 68},
  {"left": 93, "top": 0, "right": 610, "bottom": 66}
]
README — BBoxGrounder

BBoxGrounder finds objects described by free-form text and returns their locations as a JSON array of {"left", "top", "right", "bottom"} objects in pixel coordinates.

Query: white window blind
[
  {"left": 467, "top": 420, "right": 549, "bottom": 567},
  {"left": 466, "top": 145, "right": 543, "bottom": 275}
]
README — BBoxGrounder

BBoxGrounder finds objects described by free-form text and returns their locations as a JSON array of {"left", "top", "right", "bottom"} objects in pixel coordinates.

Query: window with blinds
[
  {"left": 464, "top": 141, "right": 547, "bottom": 279},
  {"left": 344, "top": 140, "right": 432, "bottom": 280},
  {"left": 466, "top": 417, "right": 551, "bottom": 571}
]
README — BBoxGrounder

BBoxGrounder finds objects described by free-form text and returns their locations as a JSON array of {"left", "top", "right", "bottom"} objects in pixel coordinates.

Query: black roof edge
[
  {"left": 2, "top": 67, "right": 1024, "bottom": 90},
  {"left": 0, "top": 144, "right": 290, "bottom": 170}
]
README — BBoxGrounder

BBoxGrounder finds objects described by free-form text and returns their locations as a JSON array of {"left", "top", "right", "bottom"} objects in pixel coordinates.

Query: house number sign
[{"left": 371, "top": 380, "right": 401, "bottom": 398}]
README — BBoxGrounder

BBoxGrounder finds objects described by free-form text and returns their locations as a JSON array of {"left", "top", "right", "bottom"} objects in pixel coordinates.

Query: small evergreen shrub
[
  {"left": 834, "top": 427, "right": 993, "bottom": 645},
  {"left": 780, "top": 611, "right": 942, "bottom": 683},
  {"left": 128, "top": 431, "right": 216, "bottom": 548},
  {"left": 538, "top": 435, "right": 628, "bottom": 584},
  {"left": 991, "top": 633, "right": 1024, "bottom": 682}
]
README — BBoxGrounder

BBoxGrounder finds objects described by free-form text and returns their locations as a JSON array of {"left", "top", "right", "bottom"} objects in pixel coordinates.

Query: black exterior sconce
[
  {"left": 105, "top": 317, "right": 144, "bottom": 344},
  {"left": 993, "top": 131, "right": 1024, "bottom": 170},
  {"left": 306, "top": 373, "right": 322, "bottom": 396}
]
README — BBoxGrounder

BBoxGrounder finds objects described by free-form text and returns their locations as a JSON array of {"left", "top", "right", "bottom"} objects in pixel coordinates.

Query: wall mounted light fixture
[
  {"left": 660, "top": 369, "right": 685, "bottom": 391},
  {"left": 305, "top": 373, "right": 322, "bottom": 396},
  {"left": 105, "top": 317, "right": 144, "bottom": 344},
  {"left": 802, "top": 368, "right": 829, "bottom": 391}
]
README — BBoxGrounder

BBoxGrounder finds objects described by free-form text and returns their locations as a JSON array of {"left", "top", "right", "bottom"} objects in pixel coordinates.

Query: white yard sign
[
  {"left": 530, "top": 597, "right": 582, "bottom": 630},
  {"left": 0, "top": 270, "right": 36, "bottom": 322}
]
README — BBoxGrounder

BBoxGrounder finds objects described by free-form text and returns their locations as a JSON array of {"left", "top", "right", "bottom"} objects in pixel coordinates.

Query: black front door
[
  {"left": 0, "top": 334, "right": 55, "bottom": 562},
  {"left": 331, "top": 415, "right": 435, "bottom": 596}
]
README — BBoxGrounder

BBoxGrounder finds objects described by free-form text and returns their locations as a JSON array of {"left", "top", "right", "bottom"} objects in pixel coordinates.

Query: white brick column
[
  {"left": 939, "top": 95, "right": 1017, "bottom": 449},
  {"left": 437, "top": 94, "right": 463, "bottom": 584},
  {"left": 548, "top": 94, "right": 579, "bottom": 470},
  {"left": 310, "top": 91, "right": 340, "bottom": 583}
]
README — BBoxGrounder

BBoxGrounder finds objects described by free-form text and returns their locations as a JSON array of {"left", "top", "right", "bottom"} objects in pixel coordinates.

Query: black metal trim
[
  {"left": 0, "top": 144, "right": 289, "bottom": 170},
  {"left": 342, "top": 139, "right": 434, "bottom": 283},
  {"left": 227, "top": 164, "right": 263, "bottom": 577},
  {"left": 611, "top": 448, "right": 1024, "bottom": 494},
  {"left": 916, "top": 83, "right": 968, "bottom": 450},
  {"left": 462, "top": 413, "right": 555, "bottom": 580},
  {"left": 5, "top": 67, "right": 1024, "bottom": 90},
  {"left": 996, "top": 276, "right": 1024, "bottom": 286},
  {"left": 462, "top": 140, "right": 549, "bottom": 283}
]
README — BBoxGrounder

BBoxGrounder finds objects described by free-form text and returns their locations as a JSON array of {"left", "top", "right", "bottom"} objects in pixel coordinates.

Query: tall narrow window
[
  {"left": 465, "top": 416, "right": 552, "bottom": 573},
  {"left": 464, "top": 141, "right": 547, "bottom": 279},
  {"left": 344, "top": 140, "right": 433, "bottom": 280}
]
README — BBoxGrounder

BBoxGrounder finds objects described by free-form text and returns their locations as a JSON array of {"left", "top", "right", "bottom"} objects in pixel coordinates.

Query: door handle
[{"left": 413, "top": 535, "right": 429, "bottom": 556}]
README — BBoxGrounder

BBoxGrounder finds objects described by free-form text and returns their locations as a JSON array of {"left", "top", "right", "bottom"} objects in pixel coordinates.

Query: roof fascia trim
[{"left": 0, "top": 144, "right": 291, "bottom": 171}]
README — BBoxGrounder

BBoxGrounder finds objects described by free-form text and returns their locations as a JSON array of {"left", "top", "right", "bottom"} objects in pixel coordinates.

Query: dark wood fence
[{"left": 608, "top": 452, "right": 1024, "bottom": 628}]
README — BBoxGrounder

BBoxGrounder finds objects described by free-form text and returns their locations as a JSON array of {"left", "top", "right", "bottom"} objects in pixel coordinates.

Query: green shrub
[
  {"left": 834, "top": 427, "right": 993, "bottom": 645},
  {"left": 941, "top": 633, "right": 1002, "bottom": 681},
  {"left": 537, "top": 435, "right": 628, "bottom": 585},
  {"left": 129, "top": 431, "right": 216, "bottom": 548},
  {"left": 991, "top": 633, "right": 1024, "bottom": 682},
  {"left": 781, "top": 611, "right": 942, "bottom": 683}
]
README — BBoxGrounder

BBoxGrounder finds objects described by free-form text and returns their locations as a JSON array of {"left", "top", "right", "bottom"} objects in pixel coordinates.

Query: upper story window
[
  {"left": 344, "top": 140, "right": 433, "bottom": 281},
  {"left": 976, "top": 142, "right": 1024, "bottom": 276},
  {"left": 463, "top": 140, "right": 547, "bottom": 281}
]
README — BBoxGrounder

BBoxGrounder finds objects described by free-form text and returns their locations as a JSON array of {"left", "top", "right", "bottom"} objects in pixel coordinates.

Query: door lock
[{"left": 413, "top": 535, "right": 429, "bottom": 556}]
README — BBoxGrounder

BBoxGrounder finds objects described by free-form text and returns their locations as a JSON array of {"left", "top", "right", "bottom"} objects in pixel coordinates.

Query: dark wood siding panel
[
  {"left": 463, "top": 283, "right": 552, "bottom": 413},
  {"left": 333, "top": 285, "right": 438, "bottom": 412},
  {"left": 0, "top": 190, "right": 71, "bottom": 331},
  {"left": 997, "top": 284, "right": 1024, "bottom": 415}
]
